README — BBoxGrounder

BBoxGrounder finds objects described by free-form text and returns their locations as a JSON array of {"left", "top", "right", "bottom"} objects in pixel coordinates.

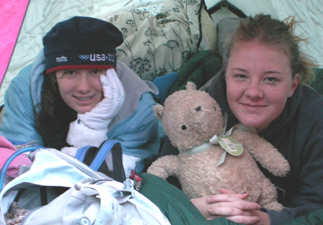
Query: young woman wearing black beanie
[{"left": 0, "top": 16, "right": 160, "bottom": 178}]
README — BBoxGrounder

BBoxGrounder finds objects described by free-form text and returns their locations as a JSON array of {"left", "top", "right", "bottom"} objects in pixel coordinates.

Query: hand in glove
[
  {"left": 78, "top": 68, "right": 125, "bottom": 130},
  {"left": 66, "top": 69, "right": 125, "bottom": 148}
]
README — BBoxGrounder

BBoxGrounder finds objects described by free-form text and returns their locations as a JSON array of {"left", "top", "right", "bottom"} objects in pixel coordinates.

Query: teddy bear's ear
[
  {"left": 153, "top": 104, "right": 164, "bottom": 120},
  {"left": 186, "top": 82, "right": 197, "bottom": 90}
]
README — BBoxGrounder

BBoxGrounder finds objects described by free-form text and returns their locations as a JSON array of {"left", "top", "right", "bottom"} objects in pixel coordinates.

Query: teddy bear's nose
[{"left": 195, "top": 106, "right": 201, "bottom": 111}]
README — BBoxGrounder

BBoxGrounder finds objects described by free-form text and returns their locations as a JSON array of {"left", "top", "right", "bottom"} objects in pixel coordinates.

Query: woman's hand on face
[
  {"left": 66, "top": 69, "right": 125, "bottom": 148},
  {"left": 191, "top": 189, "right": 263, "bottom": 224},
  {"left": 77, "top": 69, "right": 125, "bottom": 130},
  {"left": 98, "top": 69, "right": 125, "bottom": 118}
]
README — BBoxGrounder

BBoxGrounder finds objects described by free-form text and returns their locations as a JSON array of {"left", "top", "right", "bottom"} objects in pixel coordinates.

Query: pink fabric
[
  {"left": 0, "top": 135, "right": 31, "bottom": 178},
  {"left": 0, "top": 0, "right": 30, "bottom": 85}
]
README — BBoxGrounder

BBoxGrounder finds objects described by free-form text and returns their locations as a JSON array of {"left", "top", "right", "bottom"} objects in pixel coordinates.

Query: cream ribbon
[{"left": 178, "top": 113, "right": 232, "bottom": 166}]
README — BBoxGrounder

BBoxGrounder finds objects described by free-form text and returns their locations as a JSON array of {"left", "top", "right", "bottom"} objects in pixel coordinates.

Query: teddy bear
[{"left": 147, "top": 82, "right": 290, "bottom": 211}]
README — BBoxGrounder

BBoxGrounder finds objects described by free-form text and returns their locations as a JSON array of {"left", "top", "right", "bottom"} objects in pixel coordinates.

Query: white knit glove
[
  {"left": 66, "top": 69, "right": 125, "bottom": 148},
  {"left": 78, "top": 68, "right": 125, "bottom": 130}
]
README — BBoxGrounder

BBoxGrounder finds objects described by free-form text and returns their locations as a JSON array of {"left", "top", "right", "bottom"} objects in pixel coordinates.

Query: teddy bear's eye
[
  {"left": 213, "top": 106, "right": 217, "bottom": 111},
  {"left": 195, "top": 106, "right": 201, "bottom": 112},
  {"left": 181, "top": 125, "right": 187, "bottom": 130}
]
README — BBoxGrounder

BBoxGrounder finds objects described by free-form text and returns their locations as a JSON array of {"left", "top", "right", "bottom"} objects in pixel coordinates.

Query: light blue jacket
[{"left": 0, "top": 52, "right": 160, "bottom": 172}]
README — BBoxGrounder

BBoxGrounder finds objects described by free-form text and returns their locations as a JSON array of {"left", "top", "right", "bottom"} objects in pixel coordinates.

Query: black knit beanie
[{"left": 43, "top": 16, "right": 123, "bottom": 74}]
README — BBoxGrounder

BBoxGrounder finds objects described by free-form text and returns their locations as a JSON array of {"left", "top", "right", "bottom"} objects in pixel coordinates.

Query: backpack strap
[
  {"left": 74, "top": 141, "right": 126, "bottom": 182},
  {"left": 90, "top": 140, "right": 119, "bottom": 171},
  {"left": 0, "top": 146, "right": 38, "bottom": 191},
  {"left": 74, "top": 145, "right": 92, "bottom": 162},
  {"left": 98, "top": 140, "right": 125, "bottom": 182}
]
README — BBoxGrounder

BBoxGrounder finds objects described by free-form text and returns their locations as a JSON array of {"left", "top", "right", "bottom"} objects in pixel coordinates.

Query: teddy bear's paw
[
  {"left": 262, "top": 202, "right": 284, "bottom": 211},
  {"left": 146, "top": 165, "right": 171, "bottom": 180},
  {"left": 270, "top": 159, "right": 290, "bottom": 177},
  {"left": 147, "top": 155, "right": 180, "bottom": 180},
  {"left": 146, "top": 167, "right": 167, "bottom": 179}
]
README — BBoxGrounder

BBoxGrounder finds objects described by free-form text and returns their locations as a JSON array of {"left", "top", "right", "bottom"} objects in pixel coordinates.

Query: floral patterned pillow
[{"left": 106, "top": 0, "right": 204, "bottom": 81}]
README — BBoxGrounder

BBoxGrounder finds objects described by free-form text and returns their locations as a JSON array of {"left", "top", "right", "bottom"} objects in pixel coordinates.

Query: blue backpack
[
  {"left": 0, "top": 141, "right": 170, "bottom": 225},
  {"left": 0, "top": 140, "right": 125, "bottom": 192}
]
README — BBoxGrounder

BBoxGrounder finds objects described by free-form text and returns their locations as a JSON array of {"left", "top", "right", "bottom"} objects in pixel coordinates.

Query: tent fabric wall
[
  {"left": 0, "top": 1, "right": 29, "bottom": 84},
  {"left": 271, "top": 0, "right": 323, "bottom": 67},
  {"left": 205, "top": 0, "right": 323, "bottom": 68}
]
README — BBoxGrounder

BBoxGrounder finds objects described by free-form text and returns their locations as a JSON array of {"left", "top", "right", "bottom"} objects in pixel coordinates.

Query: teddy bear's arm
[
  {"left": 233, "top": 127, "right": 290, "bottom": 177},
  {"left": 147, "top": 155, "right": 180, "bottom": 179}
]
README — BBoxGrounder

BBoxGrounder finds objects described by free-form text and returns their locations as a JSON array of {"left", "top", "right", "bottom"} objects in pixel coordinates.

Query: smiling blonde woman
[{"left": 190, "top": 14, "right": 322, "bottom": 225}]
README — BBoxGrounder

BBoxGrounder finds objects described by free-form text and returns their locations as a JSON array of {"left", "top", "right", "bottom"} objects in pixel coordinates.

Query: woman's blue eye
[
  {"left": 64, "top": 70, "right": 75, "bottom": 75},
  {"left": 237, "top": 74, "right": 247, "bottom": 79},
  {"left": 265, "top": 77, "right": 279, "bottom": 83},
  {"left": 92, "top": 70, "right": 102, "bottom": 74}
]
